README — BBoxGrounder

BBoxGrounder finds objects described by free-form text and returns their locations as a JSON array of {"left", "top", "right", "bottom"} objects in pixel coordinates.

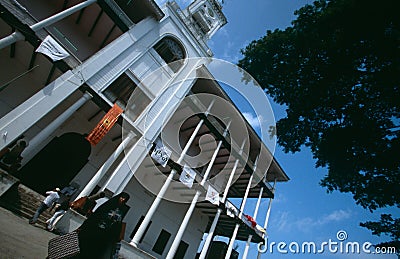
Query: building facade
[{"left": 0, "top": 0, "right": 289, "bottom": 258}]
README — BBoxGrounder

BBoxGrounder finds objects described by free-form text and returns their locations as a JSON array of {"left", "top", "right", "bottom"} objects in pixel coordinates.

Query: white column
[
  {"left": 253, "top": 186, "right": 264, "bottom": 218},
  {"left": 1, "top": 30, "right": 138, "bottom": 151},
  {"left": 198, "top": 209, "right": 221, "bottom": 259},
  {"left": 257, "top": 180, "right": 276, "bottom": 259},
  {"left": 198, "top": 140, "right": 246, "bottom": 259},
  {"left": 166, "top": 121, "right": 230, "bottom": 259},
  {"left": 225, "top": 157, "right": 257, "bottom": 259},
  {"left": 242, "top": 175, "right": 265, "bottom": 259},
  {"left": 21, "top": 92, "right": 92, "bottom": 165},
  {"left": 0, "top": 32, "right": 24, "bottom": 50},
  {"left": 99, "top": 60, "right": 203, "bottom": 195},
  {"left": 75, "top": 132, "right": 135, "bottom": 199},
  {"left": 130, "top": 118, "right": 207, "bottom": 247},
  {"left": 0, "top": 0, "right": 97, "bottom": 49},
  {"left": 263, "top": 180, "right": 276, "bottom": 229}
]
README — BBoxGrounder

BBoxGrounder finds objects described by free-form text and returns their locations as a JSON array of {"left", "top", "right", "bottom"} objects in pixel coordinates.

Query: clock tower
[{"left": 182, "top": 0, "right": 227, "bottom": 41}]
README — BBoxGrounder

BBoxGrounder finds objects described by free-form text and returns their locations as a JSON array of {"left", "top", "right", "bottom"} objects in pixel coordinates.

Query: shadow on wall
[{"left": 17, "top": 132, "right": 91, "bottom": 195}]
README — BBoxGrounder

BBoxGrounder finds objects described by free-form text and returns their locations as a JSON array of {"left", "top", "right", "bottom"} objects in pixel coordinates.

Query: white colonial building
[{"left": 0, "top": 0, "right": 289, "bottom": 258}]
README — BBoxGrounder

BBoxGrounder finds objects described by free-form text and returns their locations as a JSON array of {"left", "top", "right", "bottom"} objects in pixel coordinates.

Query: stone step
[
  {"left": 0, "top": 202, "right": 49, "bottom": 226},
  {"left": 0, "top": 183, "right": 54, "bottom": 228}
]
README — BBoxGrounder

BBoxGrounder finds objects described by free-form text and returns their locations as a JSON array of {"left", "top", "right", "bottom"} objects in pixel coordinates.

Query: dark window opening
[
  {"left": 103, "top": 73, "right": 137, "bottom": 109},
  {"left": 174, "top": 240, "right": 189, "bottom": 259},
  {"left": 154, "top": 37, "right": 186, "bottom": 73},
  {"left": 152, "top": 229, "right": 171, "bottom": 255}
]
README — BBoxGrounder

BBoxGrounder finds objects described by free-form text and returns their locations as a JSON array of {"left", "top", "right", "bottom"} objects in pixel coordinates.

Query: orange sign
[{"left": 86, "top": 103, "right": 123, "bottom": 146}]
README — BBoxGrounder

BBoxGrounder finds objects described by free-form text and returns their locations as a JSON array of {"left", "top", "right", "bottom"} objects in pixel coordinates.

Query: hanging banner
[
  {"left": 36, "top": 35, "right": 70, "bottom": 61},
  {"left": 244, "top": 214, "right": 257, "bottom": 228},
  {"left": 205, "top": 185, "right": 220, "bottom": 206},
  {"left": 179, "top": 165, "right": 196, "bottom": 188},
  {"left": 151, "top": 139, "right": 172, "bottom": 167},
  {"left": 225, "top": 201, "right": 238, "bottom": 218},
  {"left": 86, "top": 103, "right": 123, "bottom": 146}
]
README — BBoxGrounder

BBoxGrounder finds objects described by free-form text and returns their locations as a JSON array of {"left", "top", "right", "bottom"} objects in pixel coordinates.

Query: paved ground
[{"left": 0, "top": 207, "right": 57, "bottom": 259}]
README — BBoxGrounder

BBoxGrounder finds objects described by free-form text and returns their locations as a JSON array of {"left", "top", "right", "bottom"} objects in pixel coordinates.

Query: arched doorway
[{"left": 18, "top": 132, "right": 91, "bottom": 195}]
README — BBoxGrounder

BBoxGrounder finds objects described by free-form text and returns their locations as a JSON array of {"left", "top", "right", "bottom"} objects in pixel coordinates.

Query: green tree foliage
[
  {"left": 360, "top": 214, "right": 400, "bottom": 249},
  {"left": 238, "top": 0, "right": 399, "bottom": 248}
]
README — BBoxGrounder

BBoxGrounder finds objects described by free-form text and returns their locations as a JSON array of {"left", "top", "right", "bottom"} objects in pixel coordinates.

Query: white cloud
[
  {"left": 275, "top": 211, "right": 290, "bottom": 232},
  {"left": 211, "top": 27, "right": 241, "bottom": 63},
  {"left": 243, "top": 112, "right": 263, "bottom": 129},
  {"left": 272, "top": 193, "right": 287, "bottom": 204},
  {"left": 318, "top": 209, "right": 352, "bottom": 225},
  {"left": 272, "top": 209, "right": 352, "bottom": 233},
  {"left": 294, "top": 209, "right": 352, "bottom": 230}
]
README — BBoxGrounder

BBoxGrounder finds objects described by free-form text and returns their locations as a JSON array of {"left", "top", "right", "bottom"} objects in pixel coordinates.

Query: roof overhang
[{"left": 99, "top": 0, "right": 165, "bottom": 31}]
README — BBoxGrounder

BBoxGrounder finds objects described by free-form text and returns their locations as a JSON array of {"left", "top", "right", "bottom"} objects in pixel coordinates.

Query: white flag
[
  {"left": 151, "top": 142, "right": 172, "bottom": 167},
  {"left": 36, "top": 36, "right": 70, "bottom": 61},
  {"left": 205, "top": 185, "right": 219, "bottom": 205},
  {"left": 225, "top": 201, "right": 238, "bottom": 218},
  {"left": 179, "top": 165, "right": 196, "bottom": 188}
]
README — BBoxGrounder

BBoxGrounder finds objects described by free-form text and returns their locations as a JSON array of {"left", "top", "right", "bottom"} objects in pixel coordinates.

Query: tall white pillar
[
  {"left": 257, "top": 180, "right": 276, "bottom": 259},
  {"left": 130, "top": 119, "right": 206, "bottom": 247},
  {"left": 262, "top": 180, "right": 276, "bottom": 230},
  {"left": 166, "top": 122, "right": 230, "bottom": 259},
  {"left": 242, "top": 175, "right": 265, "bottom": 259},
  {"left": 225, "top": 157, "right": 257, "bottom": 259},
  {"left": 198, "top": 209, "right": 221, "bottom": 259},
  {"left": 198, "top": 140, "right": 246, "bottom": 259},
  {"left": 76, "top": 132, "right": 135, "bottom": 199},
  {"left": 99, "top": 61, "right": 204, "bottom": 195},
  {"left": 21, "top": 92, "right": 92, "bottom": 165},
  {"left": 130, "top": 99, "right": 215, "bottom": 247}
]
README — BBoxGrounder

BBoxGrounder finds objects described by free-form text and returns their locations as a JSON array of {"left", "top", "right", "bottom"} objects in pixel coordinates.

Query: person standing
[
  {"left": 29, "top": 187, "right": 60, "bottom": 224},
  {"left": 0, "top": 138, "right": 28, "bottom": 171},
  {"left": 72, "top": 192, "right": 130, "bottom": 259},
  {"left": 46, "top": 194, "right": 71, "bottom": 231}
]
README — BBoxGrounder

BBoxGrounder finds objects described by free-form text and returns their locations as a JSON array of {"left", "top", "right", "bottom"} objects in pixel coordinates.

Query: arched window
[{"left": 153, "top": 37, "right": 186, "bottom": 73}]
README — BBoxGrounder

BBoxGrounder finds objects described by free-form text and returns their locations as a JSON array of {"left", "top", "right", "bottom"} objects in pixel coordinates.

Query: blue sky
[{"left": 156, "top": 0, "right": 398, "bottom": 258}]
